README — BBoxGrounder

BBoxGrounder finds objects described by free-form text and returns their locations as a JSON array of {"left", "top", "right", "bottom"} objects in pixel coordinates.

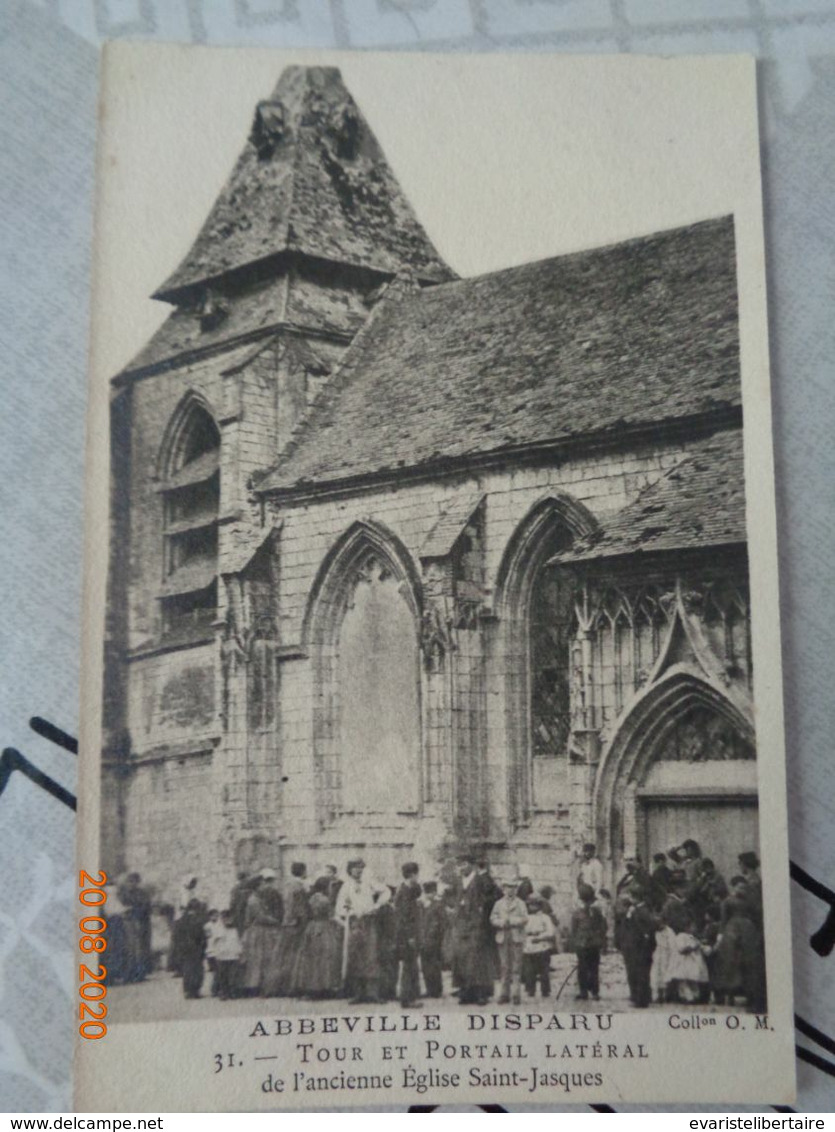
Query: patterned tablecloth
[{"left": 0, "top": 0, "right": 833, "bottom": 1112}]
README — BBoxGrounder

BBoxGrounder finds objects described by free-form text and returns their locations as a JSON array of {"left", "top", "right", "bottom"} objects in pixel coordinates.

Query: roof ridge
[
  {"left": 417, "top": 214, "right": 736, "bottom": 299},
  {"left": 282, "top": 102, "right": 304, "bottom": 255}
]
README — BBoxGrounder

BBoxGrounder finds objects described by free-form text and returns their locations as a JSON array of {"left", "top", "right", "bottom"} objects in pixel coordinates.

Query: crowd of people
[
  {"left": 605, "top": 841, "right": 766, "bottom": 1012},
  {"left": 102, "top": 839, "right": 766, "bottom": 1014}
]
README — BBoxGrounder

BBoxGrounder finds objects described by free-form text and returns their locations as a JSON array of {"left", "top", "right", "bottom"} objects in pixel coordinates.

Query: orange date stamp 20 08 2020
[{"left": 78, "top": 869, "right": 108, "bottom": 1039}]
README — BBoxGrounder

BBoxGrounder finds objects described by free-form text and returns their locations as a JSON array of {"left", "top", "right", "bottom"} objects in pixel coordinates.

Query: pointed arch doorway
[{"left": 595, "top": 669, "right": 759, "bottom": 884}]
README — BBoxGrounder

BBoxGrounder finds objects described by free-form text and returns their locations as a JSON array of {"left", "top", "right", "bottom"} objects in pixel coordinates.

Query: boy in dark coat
[
  {"left": 420, "top": 881, "right": 446, "bottom": 998},
  {"left": 377, "top": 894, "right": 399, "bottom": 1003},
  {"left": 651, "top": 853, "right": 673, "bottom": 900},
  {"left": 394, "top": 862, "right": 423, "bottom": 1008},
  {"left": 738, "top": 852, "right": 763, "bottom": 931},
  {"left": 690, "top": 859, "right": 728, "bottom": 929},
  {"left": 569, "top": 884, "right": 607, "bottom": 1001},
  {"left": 735, "top": 855, "right": 766, "bottom": 1012},
  {"left": 618, "top": 887, "right": 656, "bottom": 1008},
  {"left": 175, "top": 897, "right": 208, "bottom": 999},
  {"left": 713, "top": 893, "right": 761, "bottom": 1007}
]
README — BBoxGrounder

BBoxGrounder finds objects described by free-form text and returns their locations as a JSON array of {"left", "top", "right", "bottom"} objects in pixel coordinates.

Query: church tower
[{"left": 101, "top": 67, "right": 453, "bottom": 880}]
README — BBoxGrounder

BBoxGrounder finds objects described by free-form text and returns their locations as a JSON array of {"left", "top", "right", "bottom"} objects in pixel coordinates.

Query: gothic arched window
[
  {"left": 305, "top": 523, "right": 422, "bottom": 825},
  {"left": 497, "top": 495, "right": 597, "bottom": 823},
  {"left": 159, "top": 401, "right": 220, "bottom": 640}
]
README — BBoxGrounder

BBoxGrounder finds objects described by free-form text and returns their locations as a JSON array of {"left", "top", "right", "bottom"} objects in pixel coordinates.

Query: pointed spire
[{"left": 154, "top": 66, "right": 453, "bottom": 303}]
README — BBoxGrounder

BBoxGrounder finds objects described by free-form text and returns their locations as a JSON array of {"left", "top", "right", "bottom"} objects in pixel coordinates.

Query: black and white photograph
[{"left": 78, "top": 46, "right": 793, "bottom": 1108}]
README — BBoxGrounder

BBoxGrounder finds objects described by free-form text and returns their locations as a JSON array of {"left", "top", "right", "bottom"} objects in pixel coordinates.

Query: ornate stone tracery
[
  {"left": 567, "top": 573, "right": 751, "bottom": 738},
  {"left": 659, "top": 705, "right": 754, "bottom": 762},
  {"left": 420, "top": 603, "right": 454, "bottom": 672}
]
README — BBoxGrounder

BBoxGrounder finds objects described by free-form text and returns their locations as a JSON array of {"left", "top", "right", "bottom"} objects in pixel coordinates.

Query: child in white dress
[{"left": 672, "top": 930, "right": 709, "bottom": 1003}]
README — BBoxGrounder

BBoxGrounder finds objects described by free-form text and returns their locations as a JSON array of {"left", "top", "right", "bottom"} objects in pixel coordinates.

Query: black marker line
[
  {"left": 790, "top": 861, "right": 835, "bottom": 957},
  {"left": 796, "top": 1045, "right": 835, "bottom": 1080},
  {"left": 477, "top": 1105, "right": 507, "bottom": 1113},
  {"left": 795, "top": 1015, "right": 835, "bottom": 1059},
  {"left": 407, "top": 1105, "right": 438, "bottom": 1112},
  {"left": 809, "top": 906, "right": 835, "bottom": 959},
  {"left": 790, "top": 861, "right": 835, "bottom": 905},
  {"left": 589, "top": 1104, "right": 617, "bottom": 1112},
  {"left": 771, "top": 1106, "right": 797, "bottom": 1114},
  {"left": 0, "top": 747, "right": 76, "bottom": 810},
  {"left": 29, "top": 716, "right": 78, "bottom": 754}
]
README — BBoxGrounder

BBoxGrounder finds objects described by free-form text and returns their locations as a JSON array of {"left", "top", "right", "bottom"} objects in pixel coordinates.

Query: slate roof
[
  {"left": 117, "top": 330, "right": 266, "bottom": 396},
  {"left": 122, "top": 265, "right": 376, "bottom": 377},
  {"left": 257, "top": 216, "right": 740, "bottom": 495},
  {"left": 554, "top": 429, "right": 746, "bottom": 563},
  {"left": 155, "top": 66, "right": 452, "bottom": 302},
  {"left": 421, "top": 491, "right": 485, "bottom": 558},
  {"left": 160, "top": 559, "right": 216, "bottom": 597},
  {"left": 124, "top": 278, "right": 291, "bottom": 376},
  {"left": 221, "top": 523, "right": 281, "bottom": 577}
]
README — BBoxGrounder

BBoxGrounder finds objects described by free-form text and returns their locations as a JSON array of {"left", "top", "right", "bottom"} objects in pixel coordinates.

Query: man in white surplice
[{"left": 335, "top": 858, "right": 391, "bottom": 1003}]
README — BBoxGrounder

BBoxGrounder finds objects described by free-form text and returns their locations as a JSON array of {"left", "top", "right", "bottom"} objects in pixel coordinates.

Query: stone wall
[
  {"left": 251, "top": 434, "right": 706, "bottom": 899},
  {"left": 110, "top": 355, "right": 748, "bottom": 910},
  {"left": 121, "top": 747, "right": 215, "bottom": 899}
]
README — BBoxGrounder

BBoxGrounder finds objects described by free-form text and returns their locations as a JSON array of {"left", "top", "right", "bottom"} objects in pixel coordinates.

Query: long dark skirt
[
  {"left": 243, "top": 925, "right": 281, "bottom": 993},
  {"left": 451, "top": 927, "right": 495, "bottom": 1001},
  {"left": 345, "top": 914, "right": 383, "bottom": 1000},
  {"left": 264, "top": 924, "right": 307, "bottom": 996},
  {"left": 182, "top": 955, "right": 204, "bottom": 998},
  {"left": 294, "top": 920, "right": 344, "bottom": 996},
  {"left": 346, "top": 915, "right": 380, "bottom": 980}
]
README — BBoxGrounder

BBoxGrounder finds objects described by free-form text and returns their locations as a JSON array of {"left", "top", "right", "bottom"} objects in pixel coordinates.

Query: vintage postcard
[{"left": 76, "top": 44, "right": 794, "bottom": 1109}]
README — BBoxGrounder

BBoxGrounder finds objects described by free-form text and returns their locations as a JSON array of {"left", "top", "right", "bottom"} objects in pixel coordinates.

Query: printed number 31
[{"left": 214, "top": 1052, "right": 238, "bottom": 1073}]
